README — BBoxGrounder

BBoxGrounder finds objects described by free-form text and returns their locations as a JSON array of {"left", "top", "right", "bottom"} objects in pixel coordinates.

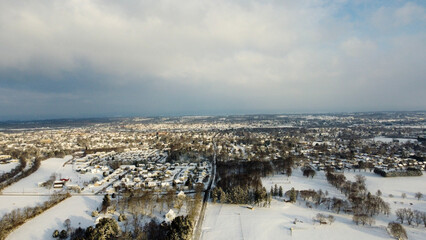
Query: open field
[
  {"left": 345, "top": 171, "right": 426, "bottom": 239},
  {"left": 6, "top": 196, "right": 103, "bottom": 240},
  {"left": 202, "top": 169, "right": 426, "bottom": 240},
  {"left": 2, "top": 156, "right": 72, "bottom": 194},
  {"left": 0, "top": 161, "right": 19, "bottom": 175},
  {"left": 261, "top": 169, "right": 346, "bottom": 199},
  {"left": 0, "top": 195, "right": 49, "bottom": 217},
  {"left": 202, "top": 201, "right": 390, "bottom": 240},
  {"left": 1, "top": 155, "right": 102, "bottom": 194}
]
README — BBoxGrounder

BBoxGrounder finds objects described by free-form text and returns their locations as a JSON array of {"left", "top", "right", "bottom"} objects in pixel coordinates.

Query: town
[{"left": 0, "top": 112, "right": 425, "bottom": 240}]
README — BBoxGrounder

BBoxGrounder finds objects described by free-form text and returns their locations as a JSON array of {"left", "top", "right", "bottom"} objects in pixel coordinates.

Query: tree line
[
  {"left": 0, "top": 158, "right": 26, "bottom": 184},
  {"left": 0, "top": 158, "right": 41, "bottom": 192},
  {"left": 325, "top": 171, "right": 390, "bottom": 225},
  {"left": 213, "top": 161, "right": 275, "bottom": 206},
  {"left": 0, "top": 193, "right": 70, "bottom": 240},
  {"left": 395, "top": 208, "right": 426, "bottom": 227},
  {"left": 55, "top": 215, "right": 194, "bottom": 240}
]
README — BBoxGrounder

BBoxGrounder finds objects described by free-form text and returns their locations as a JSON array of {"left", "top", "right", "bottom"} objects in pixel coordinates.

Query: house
[
  {"left": 147, "top": 181, "right": 157, "bottom": 188},
  {"left": 165, "top": 209, "right": 176, "bottom": 222},
  {"left": 53, "top": 181, "right": 65, "bottom": 188},
  {"left": 0, "top": 155, "right": 12, "bottom": 162}
]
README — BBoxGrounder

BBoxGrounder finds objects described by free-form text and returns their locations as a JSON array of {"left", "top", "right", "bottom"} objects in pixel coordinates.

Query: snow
[
  {"left": 344, "top": 171, "right": 426, "bottom": 240},
  {"left": 262, "top": 169, "right": 346, "bottom": 199},
  {"left": 202, "top": 201, "right": 390, "bottom": 240},
  {"left": 344, "top": 171, "right": 426, "bottom": 201},
  {"left": 6, "top": 196, "right": 103, "bottom": 240},
  {"left": 0, "top": 161, "right": 19, "bottom": 175},
  {"left": 2, "top": 156, "right": 72, "bottom": 194},
  {"left": 0, "top": 195, "right": 49, "bottom": 217},
  {"left": 372, "top": 136, "right": 418, "bottom": 144},
  {"left": 2, "top": 156, "right": 103, "bottom": 194},
  {"left": 202, "top": 169, "right": 426, "bottom": 240}
]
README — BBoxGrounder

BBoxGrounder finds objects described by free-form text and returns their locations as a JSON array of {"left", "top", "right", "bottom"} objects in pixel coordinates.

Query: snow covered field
[
  {"left": 372, "top": 136, "right": 418, "bottom": 144},
  {"left": 344, "top": 171, "right": 426, "bottom": 202},
  {"left": 345, "top": 171, "right": 426, "bottom": 239},
  {"left": 202, "top": 169, "right": 426, "bottom": 240},
  {"left": 202, "top": 201, "right": 390, "bottom": 240},
  {"left": 0, "top": 195, "right": 49, "bottom": 217},
  {"left": 0, "top": 157, "right": 74, "bottom": 218},
  {"left": 0, "top": 161, "right": 19, "bottom": 175},
  {"left": 2, "top": 155, "right": 102, "bottom": 194},
  {"left": 6, "top": 196, "right": 103, "bottom": 240},
  {"left": 262, "top": 169, "right": 346, "bottom": 199},
  {"left": 2, "top": 156, "right": 72, "bottom": 194}
]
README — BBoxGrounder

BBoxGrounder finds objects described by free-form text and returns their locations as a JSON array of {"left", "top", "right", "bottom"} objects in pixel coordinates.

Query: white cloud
[{"left": 0, "top": 0, "right": 425, "bottom": 118}]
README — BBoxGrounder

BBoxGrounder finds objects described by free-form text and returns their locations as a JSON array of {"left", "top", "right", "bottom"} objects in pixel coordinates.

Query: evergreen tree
[
  {"left": 219, "top": 188, "right": 227, "bottom": 203},
  {"left": 93, "top": 218, "right": 121, "bottom": 240},
  {"left": 52, "top": 230, "right": 59, "bottom": 238},
  {"left": 279, "top": 186, "right": 283, "bottom": 197},
  {"left": 286, "top": 166, "right": 292, "bottom": 177},
  {"left": 102, "top": 194, "right": 111, "bottom": 212},
  {"left": 289, "top": 188, "right": 297, "bottom": 203},
  {"left": 169, "top": 216, "right": 193, "bottom": 240}
]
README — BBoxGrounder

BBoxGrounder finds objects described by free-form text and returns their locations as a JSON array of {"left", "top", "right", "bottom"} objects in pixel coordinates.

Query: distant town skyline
[{"left": 1, "top": 0, "right": 425, "bottom": 121}]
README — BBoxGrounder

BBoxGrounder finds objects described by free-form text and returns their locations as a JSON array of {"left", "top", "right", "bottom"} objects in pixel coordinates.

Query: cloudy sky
[{"left": 0, "top": 0, "right": 425, "bottom": 120}]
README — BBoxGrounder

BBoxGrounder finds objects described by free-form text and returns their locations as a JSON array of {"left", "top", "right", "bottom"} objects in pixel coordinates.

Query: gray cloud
[{"left": 0, "top": 0, "right": 425, "bottom": 120}]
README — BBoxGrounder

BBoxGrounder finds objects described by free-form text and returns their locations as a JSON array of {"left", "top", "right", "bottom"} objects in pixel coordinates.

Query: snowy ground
[
  {"left": 0, "top": 157, "right": 74, "bottom": 218},
  {"left": 344, "top": 171, "right": 426, "bottom": 202},
  {"left": 202, "top": 169, "right": 426, "bottom": 240},
  {"left": 202, "top": 201, "right": 390, "bottom": 240},
  {"left": 2, "top": 156, "right": 72, "bottom": 194},
  {"left": 0, "top": 161, "right": 19, "bottom": 175},
  {"left": 345, "top": 171, "right": 426, "bottom": 239},
  {"left": 2, "top": 156, "right": 102, "bottom": 194},
  {"left": 262, "top": 169, "right": 346, "bottom": 199},
  {"left": 0, "top": 195, "right": 49, "bottom": 217},
  {"left": 372, "top": 136, "right": 418, "bottom": 144},
  {"left": 6, "top": 196, "right": 103, "bottom": 240}
]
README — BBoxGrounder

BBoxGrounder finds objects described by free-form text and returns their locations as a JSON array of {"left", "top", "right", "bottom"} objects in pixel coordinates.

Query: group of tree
[
  {"left": 54, "top": 217, "right": 121, "bottom": 240},
  {"left": 313, "top": 213, "right": 335, "bottom": 225},
  {"left": 122, "top": 215, "right": 193, "bottom": 240},
  {"left": 352, "top": 213, "right": 375, "bottom": 226},
  {"left": 285, "top": 187, "right": 297, "bottom": 203},
  {"left": 395, "top": 208, "right": 426, "bottom": 227},
  {"left": 101, "top": 194, "right": 111, "bottom": 213},
  {"left": 271, "top": 157, "right": 294, "bottom": 176},
  {"left": 0, "top": 158, "right": 26, "bottom": 184},
  {"left": 0, "top": 158, "right": 41, "bottom": 192},
  {"left": 302, "top": 166, "right": 316, "bottom": 178},
  {"left": 39, "top": 173, "right": 56, "bottom": 189},
  {"left": 374, "top": 167, "right": 423, "bottom": 177},
  {"left": 325, "top": 171, "right": 390, "bottom": 226},
  {"left": 270, "top": 184, "right": 283, "bottom": 197},
  {"left": 0, "top": 193, "right": 70, "bottom": 240},
  {"left": 214, "top": 161, "right": 274, "bottom": 206},
  {"left": 112, "top": 185, "right": 203, "bottom": 240},
  {"left": 295, "top": 188, "right": 350, "bottom": 214},
  {"left": 212, "top": 186, "right": 271, "bottom": 207}
]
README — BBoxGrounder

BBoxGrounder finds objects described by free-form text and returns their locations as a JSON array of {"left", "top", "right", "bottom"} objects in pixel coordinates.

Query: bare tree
[
  {"left": 64, "top": 219, "right": 71, "bottom": 233},
  {"left": 413, "top": 210, "right": 423, "bottom": 227},
  {"left": 405, "top": 208, "right": 414, "bottom": 225},
  {"left": 395, "top": 209, "right": 405, "bottom": 224}
]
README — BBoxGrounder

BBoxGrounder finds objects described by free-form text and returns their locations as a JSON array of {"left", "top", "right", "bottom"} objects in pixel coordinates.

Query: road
[{"left": 193, "top": 138, "right": 217, "bottom": 240}]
